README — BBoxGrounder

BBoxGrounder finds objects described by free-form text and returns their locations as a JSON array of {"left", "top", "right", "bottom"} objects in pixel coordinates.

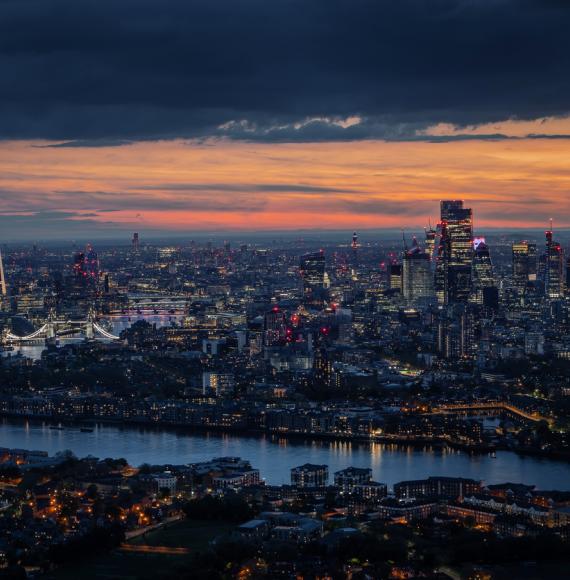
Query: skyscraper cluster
[
  {"left": 378, "top": 200, "right": 570, "bottom": 360},
  {"left": 393, "top": 200, "right": 567, "bottom": 310}
]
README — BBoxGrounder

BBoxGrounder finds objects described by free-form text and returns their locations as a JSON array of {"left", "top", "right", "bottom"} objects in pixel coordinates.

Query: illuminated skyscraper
[
  {"left": 313, "top": 347, "right": 332, "bottom": 388},
  {"left": 402, "top": 238, "right": 434, "bottom": 305},
  {"left": 545, "top": 227, "right": 564, "bottom": 299},
  {"left": 351, "top": 231, "right": 358, "bottom": 265},
  {"left": 437, "top": 304, "right": 475, "bottom": 359},
  {"left": 264, "top": 306, "right": 287, "bottom": 347},
  {"left": 424, "top": 224, "right": 437, "bottom": 260},
  {"left": 439, "top": 200, "right": 473, "bottom": 303},
  {"left": 471, "top": 237, "right": 495, "bottom": 304},
  {"left": 512, "top": 241, "right": 537, "bottom": 294},
  {"left": 389, "top": 262, "right": 402, "bottom": 293},
  {"left": 351, "top": 231, "right": 358, "bottom": 251},
  {"left": 300, "top": 251, "right": 326, "bottom": 301},
  {"left": 434, "top": 221, "right": 449, "bottom": 304}
]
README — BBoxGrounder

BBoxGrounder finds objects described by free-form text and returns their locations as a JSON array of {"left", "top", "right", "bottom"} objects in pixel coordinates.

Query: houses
[
  {"left": 371, "top": 499, "right": 439, "bottom": 521},
  {"left": 212, "top": 469, "right": 260, "bottom": 490},
  {"left": 394, "top": 476, "right": 482, "bottom": 500},
  {"left": 238, "top": 511, "right": 324, "bottom": 544},
  {"left": 462, "top": 494, "right": 564, "bottom": 527}
]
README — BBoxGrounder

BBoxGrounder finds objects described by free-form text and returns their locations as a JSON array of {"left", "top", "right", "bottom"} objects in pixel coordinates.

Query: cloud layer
[{"left": 1, "top": 0, "right": 569, "bottom": 142}]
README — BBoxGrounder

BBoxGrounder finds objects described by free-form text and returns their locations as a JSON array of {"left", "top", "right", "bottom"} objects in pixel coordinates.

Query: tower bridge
[{"left": 2, "top": 309, "right": 121, "bottom": 344}]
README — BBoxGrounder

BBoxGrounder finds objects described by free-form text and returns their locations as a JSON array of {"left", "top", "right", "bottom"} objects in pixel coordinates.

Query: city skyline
[{"left": 2, "top": 2, "right": 570, "bottom": 575}]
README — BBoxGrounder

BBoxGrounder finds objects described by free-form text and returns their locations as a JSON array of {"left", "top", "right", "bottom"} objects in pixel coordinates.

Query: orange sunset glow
[{"left": 1, "top": 134, "right": 569, "bottom": 238}]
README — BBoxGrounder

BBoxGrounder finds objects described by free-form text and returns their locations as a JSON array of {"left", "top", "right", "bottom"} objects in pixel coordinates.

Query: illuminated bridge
[
  {"left": 434, "top": 401, "right": 553, "bottom": 426},
  {"left": 2, "top": 310, "right": 121, "bottom": 344},
  {"left": 111, "top": 294, "right": 189, "bottom": 315}
]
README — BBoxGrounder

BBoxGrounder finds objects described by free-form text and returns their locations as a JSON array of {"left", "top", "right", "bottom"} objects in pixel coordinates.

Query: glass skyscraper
[
  {"left": 438, "top": 200, "right": 473, "bottom": 303},
  {"left": 402, "top": 238, "right": 434, "bottom": 305},
  {"left": 545, "top": 229, "right": 565, "bottom": 299},
  {"left": 300, "top": 251, "right": 326, "bottom": 302},
  {"left": 512, "top": 241, "right": 537, "bottom": 295},
  {"left": 471, "top": 237, "right": 495, "bottom": 304}
]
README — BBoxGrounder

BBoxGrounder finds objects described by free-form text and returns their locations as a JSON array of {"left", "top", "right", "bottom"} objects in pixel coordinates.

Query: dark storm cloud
[{"left": 0, "top": 0, "right": 569, "bottom": 142}]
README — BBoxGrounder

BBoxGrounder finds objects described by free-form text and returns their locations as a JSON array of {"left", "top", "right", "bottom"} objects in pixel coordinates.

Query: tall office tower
[
  {"left": 351, "top": 231, "right": 358, "bottom": 265},
  {"left": 440, "top": 200, "right": 473, "bottom": 303},
  {"left": 402, "top": 238, "right": 434, "bottom": 305},
  {"left": 351, "top": 231, "right": 358, "bottom": 251},
  {"left": 300, "top": 251, "right": 326, "bottom": 301},
  {"left": 0, "top": 248, "right": 7, "bottom": 297},
  {"left": 132, "top": 232, "right": 140, "bottom": 253},
  {"left": 313, "top": 347, "right": 332, "bottom": 388},
  {"left": 566, "top": 257, "right": 570, "bottom": 294},
  {"left": 434, "top": 221, "right": 449, "bottom": 304},
  {"left": 437, "top": 304, "right": 475, "bottom": 359},
  {"left": 264, "top": 306, "right": 287, "bottom": 347},
  {"left": 545, "top": 227, "right": 565, "bottom": 299},
  {"left": 471, "top": 237, "right": 495, "bottom": 304},
  {"left": 512, "top": 241, "right": 538, "bottom": 294},
  {"left": 424, "top": 224, "right": 437, "bottom": 260},
  {"left": 389, "top": 262, "right": 402, "bottom": 293}
]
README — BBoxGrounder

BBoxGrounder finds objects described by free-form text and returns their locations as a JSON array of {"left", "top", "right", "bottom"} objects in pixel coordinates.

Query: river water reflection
[{"left": 1, "top": 419, "right": 569, "bottom": 489}]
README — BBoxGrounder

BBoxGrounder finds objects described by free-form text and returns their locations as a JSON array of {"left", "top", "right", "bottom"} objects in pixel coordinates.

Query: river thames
[{"left": 2, "top": 419, "right": 570, "bottom": 489}]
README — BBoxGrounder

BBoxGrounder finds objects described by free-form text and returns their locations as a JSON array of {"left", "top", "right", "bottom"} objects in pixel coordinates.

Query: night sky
[{"left": 1, "top": 0, "right": 570, "bottom": 239}]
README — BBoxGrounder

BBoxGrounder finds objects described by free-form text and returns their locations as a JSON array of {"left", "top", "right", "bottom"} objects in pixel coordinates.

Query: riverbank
[
  {"left": 2, "top": 412, "right": 568, "bottom": 463},
  {"left": 2, "top": 416, "right": 570, "bottom": 489},
  {"left": 0, "top": 412, "right": 493, "bottom": 454}
]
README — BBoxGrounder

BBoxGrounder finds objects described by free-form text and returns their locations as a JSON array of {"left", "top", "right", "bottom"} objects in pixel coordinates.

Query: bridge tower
[
  {"left": 45, "top": 309, "right": 56, "bottom": 339},
  {"left": 85, "top": 306, "right": 95, "bottom": 340}
]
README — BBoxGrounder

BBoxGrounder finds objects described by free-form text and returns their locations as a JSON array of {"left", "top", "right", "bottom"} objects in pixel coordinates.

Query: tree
[
  {"left": 85, "top": 484, "right": 99, "bottom": 500},
  {"left": 158, "top": 486, "right": 171, "bottom": 500}
]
